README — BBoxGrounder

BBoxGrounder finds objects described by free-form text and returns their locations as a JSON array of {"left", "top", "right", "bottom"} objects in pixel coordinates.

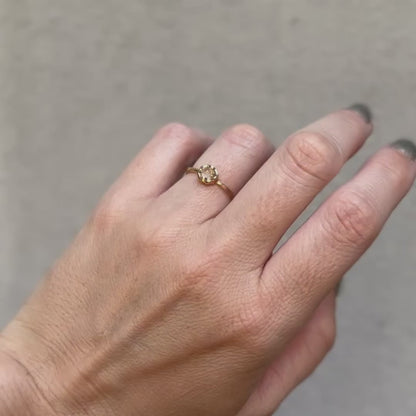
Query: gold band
[
  {"left": 185, "top": 164, "right": 234, "bottom": 199},
  {"left": 185, "top": 167, "right": 200, "bottom": 174}
]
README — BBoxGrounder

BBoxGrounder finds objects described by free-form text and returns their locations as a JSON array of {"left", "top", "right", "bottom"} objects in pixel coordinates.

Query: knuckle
[
  {"left": 136, "top": 219, "right": 175, "bottom": 253},
  {"left": 90, "top": 192, "right": 126, "bottom": 232},
  {"left": 225, "top": 123, "right": 271, "bottom": 152},
  {"left": 326, "top": 191, "right": 379, "bottom": 246},
  {"left": 188, "top": 233, "right": 224, "bottom": 277},
  {"left": 231, "top": 300, "right": 269, "bottom": 352},
  {"left": 317, "top": 317, "right": 336, "bottom": 352},
  {"left": 284, "top": 131, "right": 341, "bottom": 184},
  {"left": 159, "top": 122, "right": 197, "bottom": 146}
]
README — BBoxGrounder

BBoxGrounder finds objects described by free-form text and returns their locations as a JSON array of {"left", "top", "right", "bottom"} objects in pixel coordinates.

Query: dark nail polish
[
  {"left": 347, "top": 103, "right": 372, "bottom": 123},
  {"left": 390, "top": 138, "right": 416, "bottom": 161}
]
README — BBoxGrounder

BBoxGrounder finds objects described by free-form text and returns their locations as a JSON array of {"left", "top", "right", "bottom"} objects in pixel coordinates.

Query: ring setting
[
  {"left": 185, "top": 164, "right": 233, "bottom": 199},
  {"left": 197, "top": 164, "right": 219, "bottom": 184}
]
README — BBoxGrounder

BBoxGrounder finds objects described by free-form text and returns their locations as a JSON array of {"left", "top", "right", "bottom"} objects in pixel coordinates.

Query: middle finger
[{"left": 213, "top": 105, "right": 373, "bottom": 268}]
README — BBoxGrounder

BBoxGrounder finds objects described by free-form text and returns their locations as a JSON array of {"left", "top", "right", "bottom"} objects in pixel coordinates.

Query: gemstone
[{"left": 198, "top": 164, "right": 218, "bottom": 184}]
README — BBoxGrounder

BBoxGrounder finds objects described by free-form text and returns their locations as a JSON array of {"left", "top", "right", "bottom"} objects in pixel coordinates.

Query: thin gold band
[
  {"left": 185, "top": 165, "right": 234, "bottom": 199},
  {"left": 185, "top": 167, "right": 200, "bottom": 174}
]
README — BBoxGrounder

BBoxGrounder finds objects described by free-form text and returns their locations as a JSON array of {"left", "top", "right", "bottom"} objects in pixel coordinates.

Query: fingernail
[
  {"left": 335, "top": 280, "right": 343, "bottom": 297},
  {"left": 346, "top": 103, "right": 372, "bottom": 123},
  {"left": 390, "top": 138, "right": 416, "bottom": 161}
]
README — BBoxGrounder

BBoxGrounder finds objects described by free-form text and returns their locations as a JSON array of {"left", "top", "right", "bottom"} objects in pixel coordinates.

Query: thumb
[{"left": 237, "top": 290, "right": 337, "bottom": 416}]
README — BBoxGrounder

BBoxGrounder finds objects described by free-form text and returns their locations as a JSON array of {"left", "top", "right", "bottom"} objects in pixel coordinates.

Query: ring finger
[{"left": 160, "top": 124, "right": 275, "bottom": 224}]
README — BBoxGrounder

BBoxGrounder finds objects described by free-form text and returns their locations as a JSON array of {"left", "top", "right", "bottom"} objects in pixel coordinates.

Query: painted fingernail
[
  {"left": 346, "top": 103, "right": 372, "bottom": 123},
  {"left": 390, "top": 138, "right": 416, "bottom": 161}
]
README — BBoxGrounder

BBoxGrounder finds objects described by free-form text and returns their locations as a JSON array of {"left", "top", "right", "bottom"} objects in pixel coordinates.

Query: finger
[
  {"left": 214, "top": 105, "right": 373, "bottom": 268},
  {"left": 163, "top": 124, "right": 275, "bottom": 223},
  {"left": 111, "top": 123, "right": 213, "bottom": 200},
  {"left": 261, "top": 139, "right": 416, "bottom": 339},
  {"left": 237, "top": 292, "right": 336, "bottom": 416}
]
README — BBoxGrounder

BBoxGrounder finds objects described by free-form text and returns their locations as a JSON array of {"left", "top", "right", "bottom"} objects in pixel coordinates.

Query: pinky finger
[{"left": 113, "top": 123, "right": 213, "bottom": 199}]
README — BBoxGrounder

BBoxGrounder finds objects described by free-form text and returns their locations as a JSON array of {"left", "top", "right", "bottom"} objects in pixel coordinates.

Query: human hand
[{"left": 1, "top": 105, "right": 415, "bottom": 416}]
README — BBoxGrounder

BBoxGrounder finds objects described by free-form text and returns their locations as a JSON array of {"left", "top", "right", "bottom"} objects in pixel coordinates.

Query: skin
[{"left": 0, "top": 108, "right": 415, "bottom": 416}]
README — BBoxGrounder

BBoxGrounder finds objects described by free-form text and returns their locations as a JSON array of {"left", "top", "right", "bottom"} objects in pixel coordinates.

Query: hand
[{"left": 1, "top": 106, "right": 415, "bottom": 416}]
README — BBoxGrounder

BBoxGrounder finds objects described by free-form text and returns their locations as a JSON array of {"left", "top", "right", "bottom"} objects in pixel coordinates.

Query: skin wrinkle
[
  {"left": 2, "top": 109, "right": 416, "bottom": 416},
  {"left": 59, "top": 241, "right": 258, "bottom": 412},
  {"left": 0, "top": 347, "right": 57, "bottom": 416},
  {"left": 261, "top": 151, "right": 416, "bottom": 354},
  {"left": 284, "top": 131, "right": 343, "bottom": 184},
  {"left": 163, "top": 123, "right": 275, "bottom": 227},
  {"left": 211, "top": 109, "right": 373, "bottom": 274}
]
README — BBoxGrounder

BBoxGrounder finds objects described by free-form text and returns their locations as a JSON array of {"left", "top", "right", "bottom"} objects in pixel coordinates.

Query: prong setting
[{"left": 197, "top": 164, "right": 219, "bottom": 185}]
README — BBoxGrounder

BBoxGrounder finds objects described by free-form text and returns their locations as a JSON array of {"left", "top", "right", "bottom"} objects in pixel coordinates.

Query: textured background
[{"left": 1, "top": 1, "right": 416, "bottom": 415}]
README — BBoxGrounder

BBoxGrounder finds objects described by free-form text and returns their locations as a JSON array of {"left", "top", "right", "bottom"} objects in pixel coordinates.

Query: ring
[{"left": 185, "top": 164, "right": 234, "bottom": 199}]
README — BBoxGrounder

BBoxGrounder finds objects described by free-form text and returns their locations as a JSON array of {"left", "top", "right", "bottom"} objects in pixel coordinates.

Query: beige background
[{"left": 1, "top": 1, "right": 416, "bottom": 415}]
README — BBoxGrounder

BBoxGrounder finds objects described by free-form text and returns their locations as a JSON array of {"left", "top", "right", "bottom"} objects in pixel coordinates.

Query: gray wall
[{"left": 1, "top": 1, "right": 416, "bottom": 415}]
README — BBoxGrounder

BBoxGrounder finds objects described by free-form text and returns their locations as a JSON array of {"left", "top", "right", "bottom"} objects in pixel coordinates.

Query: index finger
[{"left": 260, "top": 139, "right": 416, "bottom": 338}]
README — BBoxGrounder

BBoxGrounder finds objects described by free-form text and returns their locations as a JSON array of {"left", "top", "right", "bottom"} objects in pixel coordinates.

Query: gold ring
[{"left": 185, "top": 164, "right": 234, "bottom": 199}]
